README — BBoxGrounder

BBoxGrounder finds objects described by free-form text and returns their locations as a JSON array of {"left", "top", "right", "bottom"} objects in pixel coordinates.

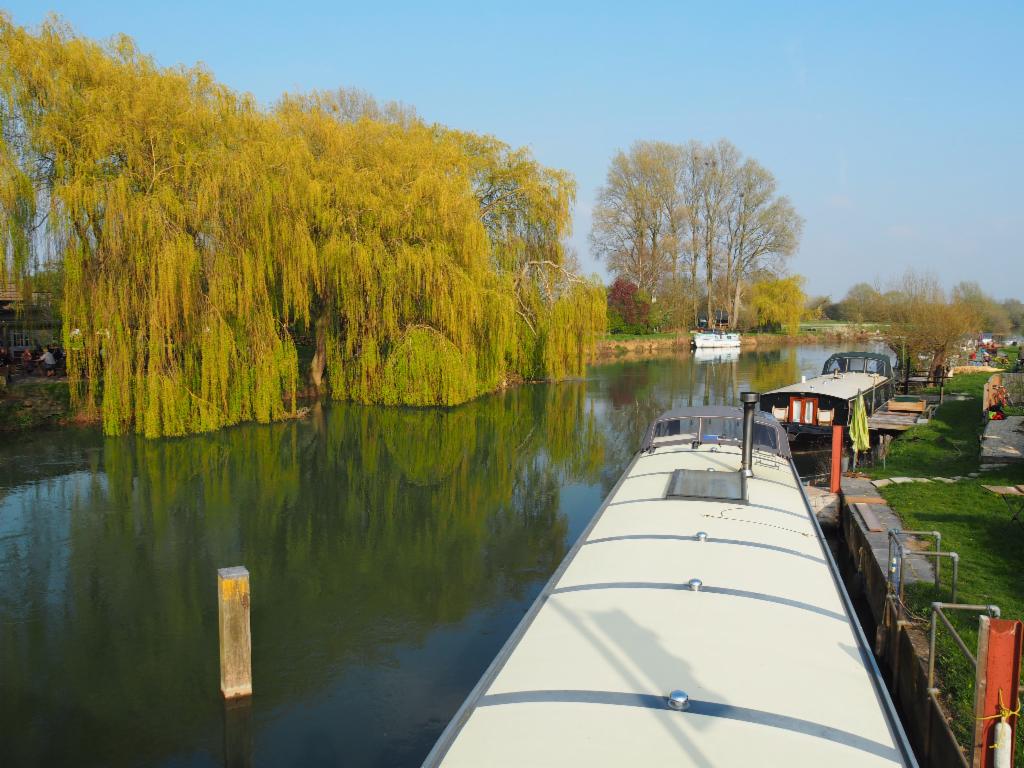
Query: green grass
[
  {"left": 601, "top": 331, "right": 680, "bottom": 342},
  {"left": 866, "top": 370, "right": 991, "bottom": 479},
  {"left": 864, "top": 351, "right": 1024, "bottom": 759},
  {"left": 881, "top": 468, "right": 1024, "bottom": 757},
  {"left": 799, "top": 320, "right": 889, "bottom": 330}
]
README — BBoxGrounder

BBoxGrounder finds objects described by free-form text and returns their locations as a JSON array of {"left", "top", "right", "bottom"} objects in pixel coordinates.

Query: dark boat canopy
[
  {"left": 640, "top": 406, "right": 791, "bottom": 458},
  {"left": 821, "top": 352, "right": 892, "bottom": 378}
]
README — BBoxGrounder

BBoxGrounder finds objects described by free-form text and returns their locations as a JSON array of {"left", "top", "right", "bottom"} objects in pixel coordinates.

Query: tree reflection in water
[{"left": 0, "top": 344, "right": 865, "bottom": 767}]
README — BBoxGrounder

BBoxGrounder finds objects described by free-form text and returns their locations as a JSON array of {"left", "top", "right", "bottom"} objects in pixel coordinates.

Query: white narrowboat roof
[
  {"left": 424, "top": 408, "right": 915, "bottom": 767},
  {"left": 765, "top": 371, "right": 888, "bottom": 400}
]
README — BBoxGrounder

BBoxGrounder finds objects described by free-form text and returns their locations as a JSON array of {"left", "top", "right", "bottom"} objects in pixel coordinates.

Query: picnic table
[{"left": 982, "top": 484, "right": 1024, "bottom": 524}]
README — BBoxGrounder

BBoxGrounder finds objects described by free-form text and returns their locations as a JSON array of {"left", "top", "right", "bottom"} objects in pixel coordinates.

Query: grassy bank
[
  {"left": 596, "top": 323, "right": 883, "bottom": 356},
  {"left": 600, "top": 331, "right": 679, "bottom": 342},
  {"left": 799, "top": 320, "right": 889, "bottom": 333},
  {"left": 869, "top": 370, "right": 993, "bottom": 478},
  {"left": 595, "top": 332, "right": 691, "bottom": 359},
  {"left": 864, "top": 354, "right": 1024, "bottom": 757}
]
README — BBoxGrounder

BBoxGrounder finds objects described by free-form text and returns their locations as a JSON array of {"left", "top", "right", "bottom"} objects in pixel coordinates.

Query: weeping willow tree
[
  {"left": 0, "top": 17, "right": 314, "bottom": 436},
  {"left": 276, "top": 93, "right": 507, "bottom": 406},
  {"left": 0, "top": 17, "right": 604, "bottom": 436},
  {"left": 457, "top": 130, "right": 606, "bottom": 382},
  {"left": 278, "top": 92, "right": 605, "bottom": 406}
]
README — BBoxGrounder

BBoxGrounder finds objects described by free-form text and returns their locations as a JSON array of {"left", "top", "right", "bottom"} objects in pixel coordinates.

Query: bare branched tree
[
  {"left": 591, "top": 139, "right": 802, "bottom": 329},
  {"left": 885, "top": 271, "right": 978, "bottom": 377},
  {"left": 589, "top": 141, "right": 684, "bottom": 296}
]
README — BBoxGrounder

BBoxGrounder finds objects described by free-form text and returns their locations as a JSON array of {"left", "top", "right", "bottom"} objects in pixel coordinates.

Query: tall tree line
[
  {"left": 589, "top": 139, "right": 802, "bottom": 329},
  {"left": 832, "top": 279, "right": 1022, "bottom": 334},
  {"left": 0, "top": 16, "right": 604, "bottom": 437}
]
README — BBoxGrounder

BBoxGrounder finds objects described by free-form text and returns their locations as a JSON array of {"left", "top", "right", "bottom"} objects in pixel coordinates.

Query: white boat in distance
[{"left": 692, "top": 331, "right": 741, "bottom": 349}]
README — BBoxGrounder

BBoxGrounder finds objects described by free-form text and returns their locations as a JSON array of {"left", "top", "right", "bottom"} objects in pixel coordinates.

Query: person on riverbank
[{"left": 39, "top": 347, "right": 56, "bottom": 377}]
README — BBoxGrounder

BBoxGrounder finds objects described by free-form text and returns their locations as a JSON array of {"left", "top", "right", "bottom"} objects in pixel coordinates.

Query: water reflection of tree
[
  {"left": 0, "top": 382, "right": 605, "bottom": 766},
  {"left": 744, "top": 347, "right": 800, "bottom": 394},
  {"left": 0, "top": 349, "right": 816, "bottom": 766},
  {"left": 593, "top": 355, "right": 741, "bottom": 489}
]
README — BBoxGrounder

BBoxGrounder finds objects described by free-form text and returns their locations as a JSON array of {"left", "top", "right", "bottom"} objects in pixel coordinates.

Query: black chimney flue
[{"left": 740, "top": 392, "right": 759, "bottom": 477}]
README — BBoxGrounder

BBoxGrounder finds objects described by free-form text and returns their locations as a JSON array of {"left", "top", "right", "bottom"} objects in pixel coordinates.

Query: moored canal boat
[
  {"left": 422, "top": 397, "right": 916, "bottom": 767},
  {"left": 759, "top": 352, "right": 895, "bottom": 440}
]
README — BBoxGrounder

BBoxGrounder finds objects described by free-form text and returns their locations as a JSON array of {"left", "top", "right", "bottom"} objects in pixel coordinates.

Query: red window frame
[{"left": 789, "top": 396, "right": 819, "bottom": 425}]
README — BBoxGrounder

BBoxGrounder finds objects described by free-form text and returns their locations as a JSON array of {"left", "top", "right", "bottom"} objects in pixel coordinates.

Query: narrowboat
[
  {"left": 759, "top": 352, "right": 895, "bottom": 439},
  {"left": 422, "top": 397, "right": 916, "bottom": 767},
  {"left": 691, "top": 330, "right": 741, "bottom": 349}
]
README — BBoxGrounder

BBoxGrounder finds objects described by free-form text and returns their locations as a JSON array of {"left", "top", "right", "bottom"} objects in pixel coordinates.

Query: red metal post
[
  {"left": 973, "top": 617, "right": 1023, "bottom": 767},
  {"left": 830, "top": 426, "right": 843, "bottom": 494}
]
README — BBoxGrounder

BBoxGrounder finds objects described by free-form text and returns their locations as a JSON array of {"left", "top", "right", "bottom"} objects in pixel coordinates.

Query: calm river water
[{"left": 0, "top": 344, "right": 880, "bottom": 767}]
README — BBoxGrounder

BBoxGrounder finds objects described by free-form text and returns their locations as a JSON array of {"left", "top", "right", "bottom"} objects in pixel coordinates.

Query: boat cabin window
[
  {"left": 651, "top": 416, "right": 779, "bottom": 452},
  {"left": 654, "top": 417, "right": 700, "bottom": 440},
  {"left": 700, "top": 417, "right": 743, "bottom": 443},
  {"left": 822, "top": 354, "right": 891, "bottom": 377},
  {"left": 754, "top": 423, "right": 779, "bottom": 450}
]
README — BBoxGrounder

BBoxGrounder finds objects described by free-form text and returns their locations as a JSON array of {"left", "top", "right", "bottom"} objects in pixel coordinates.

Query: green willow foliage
[{"left": 0, "top": 17, "right": 605, "bottom": 436}]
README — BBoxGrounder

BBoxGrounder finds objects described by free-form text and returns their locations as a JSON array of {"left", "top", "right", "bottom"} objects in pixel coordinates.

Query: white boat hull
[{"left": 692, "top": 332, "right": 741, "bottom": 349}]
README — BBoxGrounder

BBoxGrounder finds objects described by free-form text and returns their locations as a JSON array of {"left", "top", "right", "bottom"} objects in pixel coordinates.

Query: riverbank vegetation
[
  {"left": 0, "top": 379, "right": 71, "bottom": 431},
  {"left": 0, "top": 17, "right": 604, "bottom": 437},
  {"left": 866, "top": 354, "right": 1024, "bottom": 756},
  {"left": 591, "top": 139, "right": 804, "bottom": 333},
  {"left": 821, "top": 279, "right": 1023, "bottom": 335},
  {"left": 810, "top": 272, "right": 1013, "bottom": 377}
]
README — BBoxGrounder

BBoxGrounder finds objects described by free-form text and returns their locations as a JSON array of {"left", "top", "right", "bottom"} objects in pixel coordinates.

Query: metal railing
[
  {"left": 887, "top": 528, "right": 958, "bottom": 607},
  {"left": 927, "top": 602, "right": 1000, "bottom": 691}
]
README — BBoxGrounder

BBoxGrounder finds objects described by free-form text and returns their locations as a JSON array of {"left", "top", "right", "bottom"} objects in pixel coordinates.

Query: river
[{"left": 0, "top": 343, "right": 880, "bottom": 767}]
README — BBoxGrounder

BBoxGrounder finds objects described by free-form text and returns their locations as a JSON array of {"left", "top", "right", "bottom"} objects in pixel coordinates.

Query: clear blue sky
[{"left": 7, "top": 1, "right": 1022, "bottom": 300}]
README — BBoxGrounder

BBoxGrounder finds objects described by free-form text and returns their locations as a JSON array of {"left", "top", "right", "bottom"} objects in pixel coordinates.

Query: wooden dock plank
[{"left": 868, "top": 399, "right": 924, "bottom": 431}]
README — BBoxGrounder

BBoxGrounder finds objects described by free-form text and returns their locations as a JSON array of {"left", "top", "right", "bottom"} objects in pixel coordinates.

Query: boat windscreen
[
  {"left": 650, "top": 415, "right": 780, "bottom": 453},
  {"left": 654, "top": 417, "right": 700, "bottom": 440},
  {"left": 822, "top": 353, "right": 892, "bottom": 377}
]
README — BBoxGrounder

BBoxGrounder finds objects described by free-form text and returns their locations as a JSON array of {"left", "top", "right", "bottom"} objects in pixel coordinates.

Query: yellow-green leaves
[{"left": 0, "top": 18, "right": 603, "bottom": 436}]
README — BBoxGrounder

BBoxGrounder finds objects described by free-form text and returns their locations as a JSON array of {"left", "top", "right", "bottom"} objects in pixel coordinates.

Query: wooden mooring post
[{"left": 218, "top": 566, "right": 252, "bottom": 699}]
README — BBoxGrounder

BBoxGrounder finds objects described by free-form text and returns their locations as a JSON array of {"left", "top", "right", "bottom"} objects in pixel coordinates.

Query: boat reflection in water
[{"left": 692, "top": 347, "right": 740, "bottom": 364}]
